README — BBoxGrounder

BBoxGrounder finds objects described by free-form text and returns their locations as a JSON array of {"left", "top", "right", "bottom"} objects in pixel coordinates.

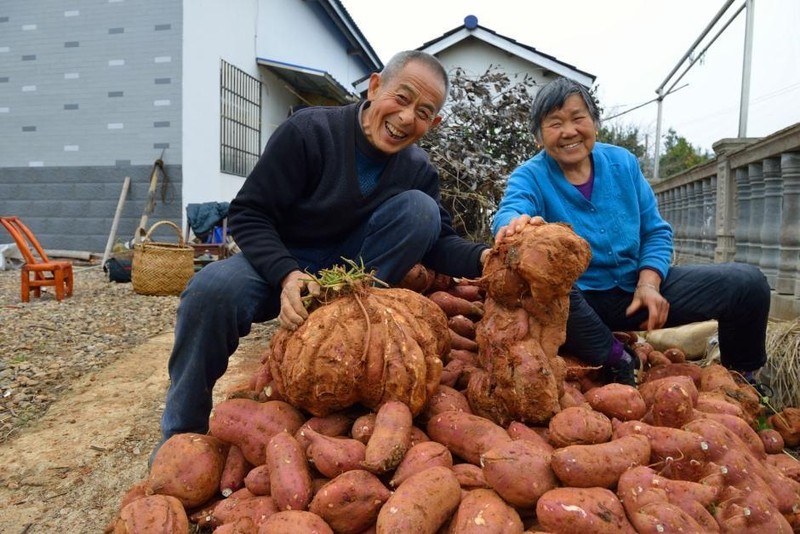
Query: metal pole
[
  {"left": 738, "top": 0, "right": 755, "bottom": 137},
  {"left": 653, "top": 91, "right": 664, "bottom": 181},
  {"left": 656, "top": 0, "right": 737, "bottom": 94}
]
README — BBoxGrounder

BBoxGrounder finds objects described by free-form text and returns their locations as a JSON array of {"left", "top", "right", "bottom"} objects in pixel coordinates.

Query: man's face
[{"left": 362, "top": 61, "right": 445, "bottom": 154}]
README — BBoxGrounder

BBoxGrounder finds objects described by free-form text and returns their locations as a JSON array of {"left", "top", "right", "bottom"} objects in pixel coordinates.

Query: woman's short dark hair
[
  {"left": 381, "top": 50, "right": 450, "bottom": 109},
  {"left": 530, "top": 77, "right": 600, "bottom": 140}
]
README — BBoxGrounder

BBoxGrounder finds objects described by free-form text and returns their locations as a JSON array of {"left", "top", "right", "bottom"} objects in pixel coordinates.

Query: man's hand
[
  {"left": 494, "top": 215, "right": 545, "bottom": 245},
  {"left": 278, "top": 270, "right": 320, "bottom": 331},
  {"left": 625, "top": 280, "right": 669, "bottom": 331}
]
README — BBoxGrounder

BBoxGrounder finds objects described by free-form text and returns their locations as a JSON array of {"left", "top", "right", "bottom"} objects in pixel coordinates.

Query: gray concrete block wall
[
  {"left": 0, "top": 0, "right": 184, "bottom": 252},
  {"left": 0, "top": 165, "right": 183, "bottom": 253},
  {"left": 0, "top": 0, "right": 183, "bottom": 167}
]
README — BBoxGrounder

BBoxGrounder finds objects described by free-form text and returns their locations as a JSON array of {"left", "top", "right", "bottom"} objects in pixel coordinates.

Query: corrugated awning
[{"left": 257, "top": 58, "right": 356, "bottom": 105}]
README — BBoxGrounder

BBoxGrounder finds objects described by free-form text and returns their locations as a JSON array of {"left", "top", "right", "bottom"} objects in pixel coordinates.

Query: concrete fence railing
[{"left": 651, "top": 123, "right": 800, "bottom": 321}]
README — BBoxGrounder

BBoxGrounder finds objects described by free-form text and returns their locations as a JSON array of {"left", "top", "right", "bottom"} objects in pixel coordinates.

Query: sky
[{"left": 342, "top": 0, "right": 800, "bottom": 154}]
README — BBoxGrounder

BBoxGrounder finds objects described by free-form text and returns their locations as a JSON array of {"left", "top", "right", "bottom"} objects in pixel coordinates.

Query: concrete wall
[{"left": 0, "top": 0, "right": 183, "bottom": 252}]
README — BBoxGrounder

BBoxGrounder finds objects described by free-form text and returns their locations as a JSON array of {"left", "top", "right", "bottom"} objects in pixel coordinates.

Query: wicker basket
[{"left": 132, "top": 220, "right": 195, "bottom": 296}]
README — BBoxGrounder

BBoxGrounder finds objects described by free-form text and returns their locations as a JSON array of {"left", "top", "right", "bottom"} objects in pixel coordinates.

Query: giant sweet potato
[
  {"left": 268, "top": 287, "right": 448, "bottom": 417},
  {"left": 467, "top": 222, "right": 590, "bottom": 427}
]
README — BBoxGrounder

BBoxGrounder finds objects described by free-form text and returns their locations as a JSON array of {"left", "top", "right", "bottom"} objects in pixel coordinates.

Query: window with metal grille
[{"left": 220, "top": 60, "right": 261, "bottom": 176}]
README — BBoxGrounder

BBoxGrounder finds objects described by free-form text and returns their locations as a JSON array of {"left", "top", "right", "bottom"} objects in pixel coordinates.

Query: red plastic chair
[{"left": 0, "top": 216, "right": 74, "bottom": 302}]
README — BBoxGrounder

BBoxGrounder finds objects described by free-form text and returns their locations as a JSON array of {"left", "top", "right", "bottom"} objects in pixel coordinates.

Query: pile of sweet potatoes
[
  {"left": 109, "top": 353, "right": 800, "bottom": 533},
  {"left": 107, "top": 223, "right": 800, "bottom": 533}
]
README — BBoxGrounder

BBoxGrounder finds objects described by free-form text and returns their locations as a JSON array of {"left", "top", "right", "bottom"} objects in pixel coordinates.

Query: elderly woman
[{"left": 493, "top": 76, "right": 769, "bottom": 386}]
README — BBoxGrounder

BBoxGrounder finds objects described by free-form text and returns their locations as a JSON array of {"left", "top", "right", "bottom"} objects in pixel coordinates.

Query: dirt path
[{"left": 0, "top": 329, "right": 266, "bottom": 533}]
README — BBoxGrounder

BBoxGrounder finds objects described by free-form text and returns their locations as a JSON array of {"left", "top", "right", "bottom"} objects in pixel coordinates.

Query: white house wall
[
  {"left": 182, "top": 0, "right": 259, "bottom": 206},
  {"left": 256, "top": 0, "right": 369, "bottom": 97},
  {"left": 436, "top": 40, "right": 554, "bottom": 85}
]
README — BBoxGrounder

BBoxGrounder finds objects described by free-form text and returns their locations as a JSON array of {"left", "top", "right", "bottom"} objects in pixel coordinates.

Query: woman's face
[{"left": 539, "top": 94, "right": 596, "bottom": 169}]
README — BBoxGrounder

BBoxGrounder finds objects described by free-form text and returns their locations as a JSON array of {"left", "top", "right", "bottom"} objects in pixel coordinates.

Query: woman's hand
[
  {"left": 494, "top": 215, "right": 546, "bottom": 244},
  {"left": 278, "top": 270, "right": 320, "bottom": 330},
  {"left": 625, "top": 282, "right": 669, "bottom": 331}
]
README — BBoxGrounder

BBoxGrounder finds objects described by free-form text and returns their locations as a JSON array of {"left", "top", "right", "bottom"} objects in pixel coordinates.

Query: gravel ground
[{"left": 0, "top": 262, "right": 180, "bottom": 443}]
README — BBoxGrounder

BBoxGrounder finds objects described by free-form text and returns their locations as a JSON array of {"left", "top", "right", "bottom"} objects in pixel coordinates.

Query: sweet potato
[
  {"left": 390, "top": 440, "right": 453, "bottom": 488},
  {"left": 452, "top": 462, "right": 490, "bottom": 490},
  {"left": 447, "top": 348, "right": 478, "bottom": 366},
  {"left": 651, "top": 381, "right": 695, "bottom": 428},
  {"left": 535, "top": 487, "right": 637, "bottom": 534},
  {"left": 447, "top": 488, "right": 524, "bottom": 533},
  {"left": 440, "top": 358, "right": 467, "bottom": 388},
  {"left": 638, "top": 374, "right": 698, "bottom": 408},
  {"left": 258, "top": 510, "right": 334, "bottom": 534},
  {"left": 559, "top": 381, "right": 588, "bottom": 410},
  {"left": 410, "top": 426, "right": 430, "bottom": 446},
  {"left": 506, "top": 421, "right": 554, "bottom": 455},
  {"left": 448, "top": 315, "right": 477, "bottom": 341},
  {"left": 695, "top": 391, "right": 746, "bottom": 418},
  {"left": 617, "top": 466, "right": 719, "bottom": 532},
  {"left": 584, "top": 383, "right": 646, "bottom": 421},
  {"left": 362, "top": 400, "right": 413, "bottom": 474},
  {"left": 351, "top": 413, "right": 376, "bottom": 444},
  {"left": 243, "top": 464, "right": 271, "bottom": 496},
  {"left": 398, "top": 263, "right": 434, "bottom": 293},
  {"left": 422, "top": 385, "right": 472, "bottom": 421},
  {"left": 548, "top": 405, "right": 612, "bottom": 448},
  {"left": 375, "top": 466, "right": 461, "bottom": 534},
  {"left": 309, "top": 470, "right": 390, "bottom": 534},
  {"left": 113, "top": 494, "right": 189, "bottom": 534},
  {"left": 212, "top": 516, "right": 256, "bottom": 534},
  {"left": 550, "top": 434, "right": 650, "bottom": 489},
  {"left": 303, "top": 427, "right": 367, "bottom": 479},
  {"left": 220, "top": 444, "right": 252, "bottom": 497},
  {"left": 445, "top": 284, "right": 485, "bottom": 302},
  {"left": 480, "top": 439, "right": 557, "bottom": 508},
  {"left": 266, "top": 431, "right": 313, "bottom": 511},
  {"left": 209, "top": 398, "right": 306, "bottom": 466},
  {"left": 770, "top": 407, "right": 800, "bottom": 448},
  {"left": 426, "top": 410, "right": 512, "bottom": 465},
  {"left": 662, "top": 347, "right": 687, "bottom": 363},
  {"left": 758, "top": 428, "right": 785, "bottom": 454},
  {"left": 612, "top": 420, "right": 709, "bottom": 481},
  {"left": 690, "top": 410, "right": 766, "bottom": 459},
  {"left": 766, "top": 453, "right": 800, "bottom": 483},
  {"left": 641, "top": 362, "right": 702, "bottom": 387},
  {"left": 628, "top": 502, "right": 708, "bottom": 533},
  {"left": 427, "top": 291, "right": 483, "bottom": 318},
  {"left": 208, "top": 493, "right": 278, "bottom": 529},
  {"left": 294, "top": 413, "right": 354, "bottom": 451},
  {"left": 699, "top": 363, "right": 739, "bottom": 391},
  {"left": 148, "top": 433, "right": 227, "bottom": 508},
  {"left": 646, "top": 350, "right": 671, "bottom": 367},
  {"left": 450, "top": 328, "right": 479, "bottom": 351},
  {"left": 714, "top": 487, "right": 794, "bottom": 533}
]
